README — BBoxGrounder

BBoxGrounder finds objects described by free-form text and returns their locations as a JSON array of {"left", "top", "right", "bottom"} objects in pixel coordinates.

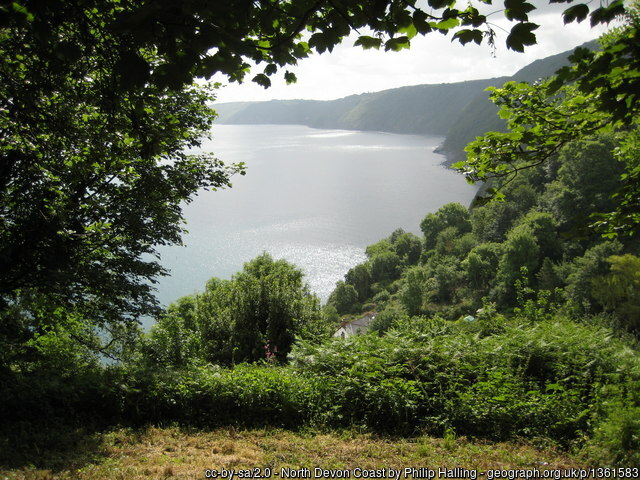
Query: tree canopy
[
  {"left": 1, "top": 0, "right": 627, "bottom": 90},
  {"left": 1, "top": 0, "right": 246, "bottom": 361},
  {"left": 457, "top": 8, "right": 640, "bottom": 236},
  {"left": 143, "top": 253, "right": 326, "bottom": 366}
]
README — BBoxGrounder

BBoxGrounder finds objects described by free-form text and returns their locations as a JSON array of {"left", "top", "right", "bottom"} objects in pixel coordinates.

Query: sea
[{"left": 153, "top": 124, "right": 478, "bottom": 309}]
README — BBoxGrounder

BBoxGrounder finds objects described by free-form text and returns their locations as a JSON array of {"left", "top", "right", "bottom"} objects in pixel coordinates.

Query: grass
[{"left": 0, "top": 425, "right": 593, "bottom": 480}]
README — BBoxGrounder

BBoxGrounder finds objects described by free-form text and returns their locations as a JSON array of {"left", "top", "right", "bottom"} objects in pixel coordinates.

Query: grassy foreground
[{"left": 0, "top": 426, "right": 592, "bottom": 480}]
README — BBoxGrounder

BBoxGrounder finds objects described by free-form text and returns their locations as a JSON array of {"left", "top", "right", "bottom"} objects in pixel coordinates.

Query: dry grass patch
[{"left": 0, "top": 427, "right": 590, "bottom": 480}]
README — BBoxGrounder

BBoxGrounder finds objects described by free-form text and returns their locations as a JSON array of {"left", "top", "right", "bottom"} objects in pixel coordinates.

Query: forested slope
[
  {"left": 441, "top": 40, "right": 598, "bottom": 163},
  {"left": 215, "top": 78, "right": 502, "bottom": 135}
]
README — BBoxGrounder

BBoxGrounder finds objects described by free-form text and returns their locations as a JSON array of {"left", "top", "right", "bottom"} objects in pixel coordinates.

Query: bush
[
  {"left": 5, "top": 313, "right": 637, "bottom": 451},
  {"left": 587, "top": 402, "right": 640, "bottom": 467},
  {"left": 583, "top": 374, "right": 640, "bottom": 467},
  {"left": 290, "top": 315, "right": 640, "bottom": 442}
]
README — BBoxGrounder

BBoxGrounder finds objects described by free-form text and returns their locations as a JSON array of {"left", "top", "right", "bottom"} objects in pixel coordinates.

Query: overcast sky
[{"left": 212, "top": 1, "right": 614, "bottom": 104}]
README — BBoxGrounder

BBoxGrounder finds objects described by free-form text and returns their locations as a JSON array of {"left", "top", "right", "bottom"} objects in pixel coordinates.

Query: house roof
[{"left": 333, "top": 312, "right": 377, "bottom": 337}]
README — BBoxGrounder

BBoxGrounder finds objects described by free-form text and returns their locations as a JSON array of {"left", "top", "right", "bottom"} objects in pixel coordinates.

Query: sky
[{"left": 212, "top": 1, "right": 615, "bottom": 104}]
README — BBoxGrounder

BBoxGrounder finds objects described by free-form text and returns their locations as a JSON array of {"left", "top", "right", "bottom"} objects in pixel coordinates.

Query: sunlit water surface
[{"left": 153, "top": 124, "right": 478, "bottom": 312}]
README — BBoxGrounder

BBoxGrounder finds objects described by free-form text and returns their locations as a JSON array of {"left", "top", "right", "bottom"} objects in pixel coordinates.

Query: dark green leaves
[
  {"left": 506, "top": 22, "right": 539, "bottom": 52},
  {"left": 458, "top": 12, "right": 640, "bottom": 238},
  {"left": 115, "top": 52, "right": 150, "bottom": 89},
  {"left": 412, "top": 10, "right": 432, "bottom": 35},
  {"left": 0, "top": 4, "right": 243, "bottom": 357},
  {"left": 9, "top": 1, "right": 34, "bottom": 22},
  {"left": 284, "top": 71, "right": 297, "bottom": 84},
  {"left": 354, "top": 35, "right": 383, "bottom": 50},
  {"left": 505, "top": 0, "right": 536, "bottom": 22},
  {"left": 264, "top": 63, "right": 278, "bottom": 76},
  {"left": 252, "top": 73, "right": 271, "bottom": 88},
  {"left": 590, "top": 1, "right": 626, "bottom": 27},
  {"left": 452, "top": 29, "right": 483, "bottom": 46},
  {"left": 427, "top": 0, "right": 455, "bottom": 9},
  {"left": 567, "top": 46, "right": 594, "bottom": 64},
  {"left": 562, "top": 4, "right": 590, "bottom": 24},
  {"left": 3, "top": 0, "right": 616, "bottom": 96},
  {"left": 308, "top": 32, "right": 336, "bottom": 54},
  {"left": 384, "top": 36, "right": 410, "bottom": 52},
  {"left": 54, "top": 42, "right": 83, "bottom": 63}
]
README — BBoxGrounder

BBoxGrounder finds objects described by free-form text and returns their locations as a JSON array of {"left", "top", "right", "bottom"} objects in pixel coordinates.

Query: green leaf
[
  {"left": 434, "top": 17, "right": 459, "bottom": 31},
  {"left": 115, "top": 52, "right": 150, "bottom": 88},
  {"left": 413, "top": 10, "right": 432, "bottom": 34},
  {"left": 427, "top": 0, "right": 455, "bottom": 9},
  {"left": 354, "top": 35, "right": 382, "bottom": 50},
  {"left": 567, "top": 46, "right": 594, "bottom": 64},
  {"left": 384, "top": 36, "right": 410, "bottom": 52},
  {"left": 292, "top": 41, "right": 310, "bottom": 58},
  {"left": 308, "top": 32, "right": 329, "bottom": 54},
  {"left": 590, "top": 1, "right": 626, "bottom": 27},
  {"left": 11, "top": 2, "right": 34, "bottom": 21},
  {"left": 284, "top": 71, "right": 297, "bottom": 84},
  {"left": 562, "top": 4, "right": 590, "bottom": 24},
  {"left": 252, "top": 73, "right": 271, "bottom": 88},
  {"left": 264, "top": 63, "right": 277, "bottom": 75},
  {"left": 399, "top": 23, "right": 418, "bottom": 40},
  {"left": 506, "top": 22, "right": 539, "bottom": 52},
  {"left": 452, "top": 29, "right": 483, "bottom": 46},
  {"left": 505, "top": 0, "right": 536, "bottom": 22},
  {"left": 547, "top": 76, "right": 565, "bottom": 95}
]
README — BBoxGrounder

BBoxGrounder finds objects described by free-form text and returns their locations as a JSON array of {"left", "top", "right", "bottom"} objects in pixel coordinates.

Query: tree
[
  {"left": 420, "top": 212, "right": 443, "bottom": 250},
  {"left": 431, "top": 256, "right": 464, "bottom": 303},
  {"left": 140, "top": 295, "right": 203, "bottom": 368},
  {"left": 513, "top": 212, "right": 561, "bottom": 262},
  {"left": 540, "top": 134, "right": 625, "bottom": 232},
  {"left": 565, "top": 241, "right": 623, "bottom": 313},
  {"left": 593, "top": 127, "right": 640, "bottom": 236},
  {"left": 3, "top": 1, "right": 623, "bottom": 91},
  {"left": 458, "top": 7, "right": 640, "bottom": 236},
  {"left": 345, "top": 263, "right": 373, "bottom": 301},
  {"left": 496, "top": 225, "right": 540, "bottom": 304},
  {"left": 370, "top": 251, "right": 402, "bottom": 283},
  {"left": 591, "top": 254, "right": 640, "bottom": 333},
  {"left": 393, "top": 232, "right": 423, "bottom": 265},
  {"left": 471, "top": 201, "right": 519, "bottom": 243},
  {"left": 462, "top": 242, "right": 503, "bottom": 291},
  {"left": 145, "top": 254, "right": 324, "bottom": 365},
  {"left": 536, "top": 258, "right": 563, "bottom": 292},
  {"left": 437, "top": 203, "right": 473, "bottom": 235},
  {"left": 421, "top": 202, "right": 471, "bottom": 250},
  {"left": 0, "top": 2, "right": 245, "bottom": 363},
  {"left": 365, "top": 238, "right": 393, "bottom": 258},
  {"left": 328, "top": 281, "right": 359, "bottom": 315},
  {"left": 400, "top": 265, "right": 427, "bottom": 316},
  {"left": 434, "top": 226, "right": 462, "bottom": 257},
  {"left": 228, "top": 254, "right": 324, "bottom": 362}
]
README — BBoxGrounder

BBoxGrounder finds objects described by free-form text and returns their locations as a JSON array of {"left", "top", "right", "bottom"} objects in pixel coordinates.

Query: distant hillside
[
  {"left": 441, "top": 40, "right": 598, "bottom": 164},
  {"left": 215, "top": 41, "right": 598, "bottom": 162},
  {"left": 215, "top": 79, "right": 503, "bottom": 135}
]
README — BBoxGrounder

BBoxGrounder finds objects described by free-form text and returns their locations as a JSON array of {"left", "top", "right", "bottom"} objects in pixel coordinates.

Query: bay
[{"left": 154, "top": 124, "right": 479, "bottom": 307}]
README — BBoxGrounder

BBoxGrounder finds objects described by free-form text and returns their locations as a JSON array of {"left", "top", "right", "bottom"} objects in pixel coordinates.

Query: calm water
[{"left": 154, "top": 124, "right": 478, "bottom": 307}]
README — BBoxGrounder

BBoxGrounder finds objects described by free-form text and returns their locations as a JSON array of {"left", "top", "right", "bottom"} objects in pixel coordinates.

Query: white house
[{"left": 333, "top": 312, "right": 377, "bottom": 338}]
